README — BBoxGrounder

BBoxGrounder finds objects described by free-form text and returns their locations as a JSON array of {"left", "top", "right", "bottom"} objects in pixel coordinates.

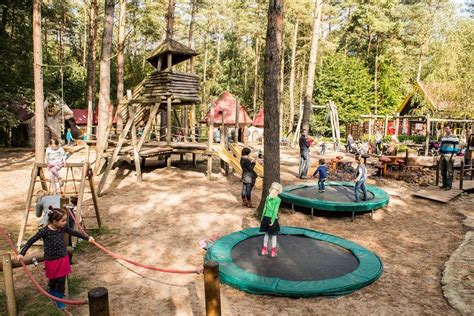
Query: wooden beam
[
  {"left": 425, "top": 114, "right": 431, "bottom": 156},
  {"left": 208, "top": 103, "right": 214, "bottom": 180},
  {"left": 137, "top": 103, "right": 160, "bottom": 151},
  {"left": 17, "top": 164, "right": 38, "bottom": 249},
  {"left": 75, "top": 162, "right": 88, "bottom": 224},
  {"left": 167, "top": 97, "right": 172, "bottom": 145},
  {"left": 234, "top": 100, "right": 239, "bottom": 143},
  {"left": 128, "top": 103, "right": 142, "bottom": 183},
  {"left": 98, "top": 111, "right": 135, "bottom": 195},
  {"left": 87, "top": 168, "right": 102, "bottom": 228},
  {"left": 3, "top": 254, "right": 17, "bottom": 316}
]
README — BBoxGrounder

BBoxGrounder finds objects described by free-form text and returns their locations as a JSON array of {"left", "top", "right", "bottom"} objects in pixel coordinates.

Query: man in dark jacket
[{"left": 299, "top": 130, "right": 311, "bottom": 178}]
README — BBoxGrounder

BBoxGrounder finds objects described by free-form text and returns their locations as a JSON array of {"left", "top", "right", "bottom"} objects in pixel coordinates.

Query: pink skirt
[{"left": 45, "top": 256, "right": 71, "bottom": 279}]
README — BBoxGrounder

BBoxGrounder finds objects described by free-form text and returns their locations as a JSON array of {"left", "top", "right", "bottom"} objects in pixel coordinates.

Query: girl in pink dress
[{"left": 18, "top": 207, "right": 94, "bottom": 311}]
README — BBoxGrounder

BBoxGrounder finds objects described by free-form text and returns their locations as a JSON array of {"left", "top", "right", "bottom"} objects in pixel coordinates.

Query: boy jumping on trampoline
[
  {"left": 354, "top": 155, "right": 368, "bottom": 202},
  {"left": 313, "top": 159, "right": 328, "bottom": 193},
  {"left": 260, "top": 182, "right": 283, "bottom": 257},
  {"left": 17, "top": 207, "right": 94, "bottom": 312}
]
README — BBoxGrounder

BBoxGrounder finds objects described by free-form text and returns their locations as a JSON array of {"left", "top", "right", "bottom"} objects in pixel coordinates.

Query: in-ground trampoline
[
  {"left": 205, "top": 227, "right": 383, "bottom": 297},
  {"left": 279, "top": 181, "right": 390, "bottom": 219}
]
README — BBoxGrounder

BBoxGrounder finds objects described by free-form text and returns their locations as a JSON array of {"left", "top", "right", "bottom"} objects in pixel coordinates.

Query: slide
[
  {"left": 214, "top": 144, "right": 263, "bottom": 187},
  {"left": 228, "top": 143, "right": 264, "bottom": 177}
]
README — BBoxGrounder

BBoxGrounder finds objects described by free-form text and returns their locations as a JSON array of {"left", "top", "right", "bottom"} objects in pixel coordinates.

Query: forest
[{"left": 0, "top": 0, "right": 473, "bottom": 136}]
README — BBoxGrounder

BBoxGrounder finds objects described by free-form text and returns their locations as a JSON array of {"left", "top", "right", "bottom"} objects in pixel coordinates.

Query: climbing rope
[
  {"left": 0, "top": 226, "right": 87, "bottom": 305},
  {"left": 66, "top": 209, "right": 201, "bottom": 275}
]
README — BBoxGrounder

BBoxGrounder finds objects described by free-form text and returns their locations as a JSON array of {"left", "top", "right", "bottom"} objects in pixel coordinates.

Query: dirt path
[{"left": 0, "top": 148, "right": 466, "bottom": 315}]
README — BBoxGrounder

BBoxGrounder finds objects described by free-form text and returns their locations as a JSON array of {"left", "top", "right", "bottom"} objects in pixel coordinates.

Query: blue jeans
[
  {"left": 241, "top": 182, "right": 255, "bottom": 200},
  {"left": 318, "top": 179, "right": 326, "bottom": 191},
  {"left": 299, "top": 151, "right": 310, "bottom": 178},
  {"left": 354, "top": 179, "right": 367, "bottom": 202}
]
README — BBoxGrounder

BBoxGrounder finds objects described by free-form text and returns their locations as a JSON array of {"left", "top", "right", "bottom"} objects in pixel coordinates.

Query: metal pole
[
  {"left": 2, "top": 254, "right": 17, "bottom": 316},
  {"left": 204, "top": 261, "right": 221, "bottom": 316},
  {"left": 88, "top": 287, "right": 110, "bottom": 316}
]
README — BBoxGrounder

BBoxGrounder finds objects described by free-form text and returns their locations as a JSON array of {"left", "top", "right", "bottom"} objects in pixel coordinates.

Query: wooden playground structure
[{"left": 16, "top": 161, "right": 102, "bottom": 249}]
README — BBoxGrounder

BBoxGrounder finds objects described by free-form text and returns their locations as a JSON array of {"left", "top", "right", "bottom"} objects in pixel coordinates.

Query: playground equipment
[
  {"left": 293, "top": 101, "right": 341, "bottom": 148},
  {"left": 205, "top": 227, "right": 383, "bottom": 297},
  {"left": 279, "top": 182, "right": 390, "bottom": 220},
  {"left": 96, "top": 38, "right": 208, "bottom": 194},
  {"left": 17, "top": 161, "right": 101, "bottom": 249}
]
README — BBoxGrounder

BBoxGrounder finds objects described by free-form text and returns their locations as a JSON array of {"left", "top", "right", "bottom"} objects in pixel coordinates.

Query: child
[
  {"left": 313, "top": 159, "right": 328, "bottom": 192},
  {"left": 260, "top": 182, "right": 283, "bottom": 257},
  {"left": 354, "top": 155, "right": 368, "bottom": 202},
  {"left": 240, "top": 148, "right": 257, "bottom": 207},
  {"left": 65, "top": 128, "right": 74, "bottom": 146},
  {"left": 46, "top": 139, "right": 67, "bottom": 194},
  {"left": 320, "top": 141, "right": 326, "bottom": 155},
  {"left": 17, "top": 207, "right": 94, "bottom": 311}
]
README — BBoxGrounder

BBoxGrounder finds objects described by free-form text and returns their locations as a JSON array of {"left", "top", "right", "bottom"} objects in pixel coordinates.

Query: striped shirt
[{"left": 439, "top": 135, "right": 459, "bottom": 158}]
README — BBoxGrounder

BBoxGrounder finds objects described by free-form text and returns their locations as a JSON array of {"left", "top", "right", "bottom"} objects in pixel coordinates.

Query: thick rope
[
  {"left": 0, "top": 226, "right": 87, "bottom": 305},
  {"left": 67, "top": 209, "right": 200, "bottom": 275}
]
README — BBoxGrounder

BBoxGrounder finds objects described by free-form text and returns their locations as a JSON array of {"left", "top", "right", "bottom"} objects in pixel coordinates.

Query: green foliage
[{"left": 313, "top": 53, "right": 373, "bottom": 126}]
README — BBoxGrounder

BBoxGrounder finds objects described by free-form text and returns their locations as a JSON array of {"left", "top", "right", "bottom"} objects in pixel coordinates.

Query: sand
[{"left": 0, "top": 147, "right": 468, "bottom": 315}]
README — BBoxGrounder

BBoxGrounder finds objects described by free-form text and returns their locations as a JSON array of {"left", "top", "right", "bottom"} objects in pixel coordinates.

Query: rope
[
  {"left": 0, "top": 226, "right": 87, "bottom": 305},
  {"left": 66, "top": 209, "right": 200, "bottom": 275}
]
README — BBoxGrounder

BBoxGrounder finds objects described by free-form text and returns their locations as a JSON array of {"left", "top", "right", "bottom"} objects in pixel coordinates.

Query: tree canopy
[{"left": 0, "top": 0, "right": 472, "bottom": 133}]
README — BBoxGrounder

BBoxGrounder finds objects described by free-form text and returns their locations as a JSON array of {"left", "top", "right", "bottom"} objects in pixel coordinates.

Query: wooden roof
[
  {"left": 397, "top": 81, "right": 458, "bottom": 115},
  {"left": 146, "top": 38, "right": 198, "bottom": 69}
]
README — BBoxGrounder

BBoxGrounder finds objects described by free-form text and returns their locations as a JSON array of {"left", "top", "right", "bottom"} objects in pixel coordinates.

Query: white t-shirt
[{"left": 46, "top": 147, "right": 66, "bottom": 165}]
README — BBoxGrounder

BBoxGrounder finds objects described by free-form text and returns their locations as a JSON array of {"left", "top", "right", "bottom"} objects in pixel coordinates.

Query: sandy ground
[{"left": 0, "top": 146, "right": 470, "bottom": 315}]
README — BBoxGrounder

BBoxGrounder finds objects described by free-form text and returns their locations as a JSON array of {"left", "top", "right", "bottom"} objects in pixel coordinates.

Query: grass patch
[
  {"left": 0, "top": 290, "right": 6, "bottom": 316},
  {"left": 15, "top": 292, "right": 63, "bottom": 316},
  {"left": 68, "top": 276, "right": 86, "bottom": 296}
]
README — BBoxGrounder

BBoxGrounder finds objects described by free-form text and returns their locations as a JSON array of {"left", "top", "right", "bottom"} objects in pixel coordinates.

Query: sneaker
[
  {"left": 444, "top": 187, "right": 452, "bottom": 191},
  {"left": 261, "top": 246, "right": 268, "bottom": 256},
  {"left": 321, "top": 189, "right": 325, "bottom": 193},
  {"left": 271, "top": 248, "right": 277, "bottom": 257}
]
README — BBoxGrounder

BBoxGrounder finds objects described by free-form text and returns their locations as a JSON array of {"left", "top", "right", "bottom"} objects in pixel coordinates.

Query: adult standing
[
  {"left": 439, "top": 126, "right": 459, "bottom": 190},
  {"left": 298, "top": 129, "right": 312, "bottom": 178},
  {"left": 240, "top": 147, "right": 257, "bottom": 207}
]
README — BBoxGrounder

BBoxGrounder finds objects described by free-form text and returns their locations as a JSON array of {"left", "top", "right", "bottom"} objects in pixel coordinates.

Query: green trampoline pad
[
  {"left": 279, "top": 181, "right": 390, "bottom": 212},
  {"left": 205, "top": 227, "right": 383, "bottom": 297}
]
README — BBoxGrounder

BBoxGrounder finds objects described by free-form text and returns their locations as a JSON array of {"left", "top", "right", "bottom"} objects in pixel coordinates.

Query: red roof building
[
  {"left": 73, "top": 107, "right": 118, "bottom": 126},
  {"left": 252, "top": 108, "right": 264, "bottom": 127},
  {"left": 201, "top": 91, "right": 252, "bottom": 126}
]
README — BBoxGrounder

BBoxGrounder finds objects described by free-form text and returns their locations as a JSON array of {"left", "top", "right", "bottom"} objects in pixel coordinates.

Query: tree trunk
[
  {"left": 257, "top": 0, "right": 283, "bottom": 215},
  {"left": 252, "top": 35, "right": 259, "bottom": 117},
  {"left": 86, "top": 0, "right": 98, "bottom": 109},
  {"left": 302, "top": 0, "right": 323, "bottom": 132},
  {"left": 187, "top": 0, "right": 197, "bottom": 72},
  {"left": 116, "top": 0, "right": 126, "bottom": 134},
  {"left": 374, "top": 36, "right": 379, "bottom": 114},
  {"left": 166, "top": 0, "right": 176, "bottom": 39},
  {"left": 416, "top": 43, "right": 424, "bottom": 82},
  {"left": 279, "top": 23, "right": 285, "bottom": 140},
  {"left": 96, "top": 0, "right": 115, "bottom": 158},
  {"left": 33, "top": 0, "right": 44, "bottom": 162},
  {"left": 288, "top": 21, "right": 298, "bottom": 133}
]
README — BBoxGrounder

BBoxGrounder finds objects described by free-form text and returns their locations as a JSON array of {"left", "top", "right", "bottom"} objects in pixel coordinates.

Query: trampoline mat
[
  {"left": 290, "top": 185, "right": 375, "bottom": 202},
  {"left": 231, "top": 235, "right": 359, "bottom": 281}
]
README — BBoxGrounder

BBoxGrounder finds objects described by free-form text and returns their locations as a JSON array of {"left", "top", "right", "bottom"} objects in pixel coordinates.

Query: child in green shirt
[{"left": 259, "top": 182, "right": 283, "bottom": 257}]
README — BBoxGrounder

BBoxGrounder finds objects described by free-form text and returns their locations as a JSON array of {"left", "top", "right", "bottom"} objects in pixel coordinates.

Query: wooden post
[
  {"left": 3, "top": 254, "right": 17, "bottom": 316},
  {"left": 395, "top": 118, "right": 399, "bottom": 136},
  {"left": 204, "top": 261, "right": 221, "bottom": 316},
  {"left": 384, "top": 115, "right": 388, "bottom": 137},
  {"left": 460, "top": 160, "right": 464, "bottom": 190},
  {"left": 126, "top": 94, "right": 142, "bottom": 183},
  {"left": 87, "top": 100, "right": 93, "bottom": 140},
  {"left": 191, "top": 103, "right": 196, "bottom": 142},
  {"left": 137, "top": 103, "right": 160, "bottom": 151},
  {"left": 234, "top": 100, "right": 239, "bottom": 144},
  {"left": 88, "top": 287, "right": 110, "bottom": 316},
  {"left": 87, "top": 168, "right": 102, "bottom": 228},
  {"left": 220, "top": 110, "right": 225, "bottom": 145},
  {"left": 368, "top": 118, "right": 373, "bottom": 144},
  {"left": 435, "top": 158, "right": 440, "bottom": 186},
  {"left": 60, "top": 196, "right": 69, "bottom": 245},
  {"left": 207, "top": 103, "right": 214, "bottom": 180},
  {"left": 424, "top": 114, "right": 430, "bottom": 156},
  {"left": 167, "top": 97, "right": 172, "bottom": 145}
]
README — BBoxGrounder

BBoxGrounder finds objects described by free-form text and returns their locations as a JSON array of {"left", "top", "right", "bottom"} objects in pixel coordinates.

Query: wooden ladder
[{"left": 16, "top": 162, "right": 102, "bottom": 249}]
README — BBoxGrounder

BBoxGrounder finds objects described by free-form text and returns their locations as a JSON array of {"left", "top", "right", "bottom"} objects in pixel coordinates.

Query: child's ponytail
[{"left": 47, "top": 206, "right": 66, "bottom": 223}]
